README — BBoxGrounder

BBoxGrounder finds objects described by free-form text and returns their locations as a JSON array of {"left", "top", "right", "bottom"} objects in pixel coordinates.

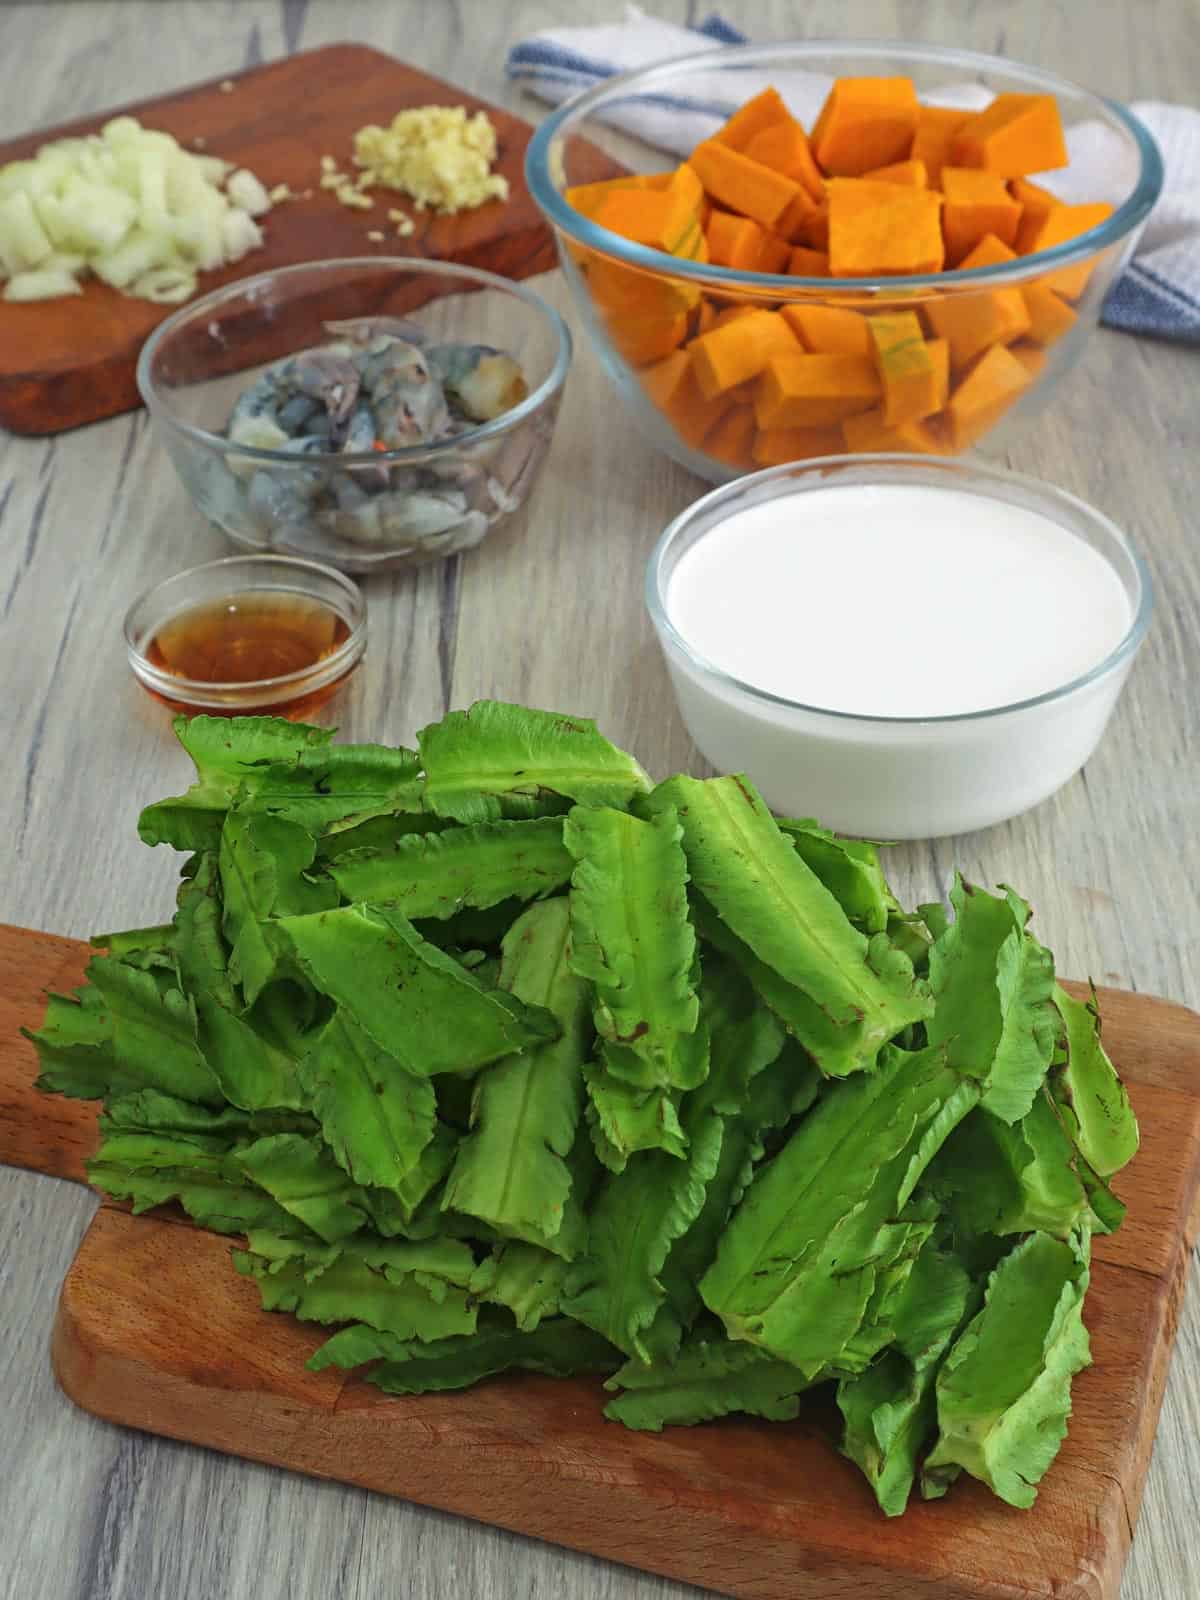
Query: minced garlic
[
  {"left": 352, "top": 105, "right": 508, "bottom": 215},
  {"left": 335, "top": 184, "right": 373, "bottom": 211}
]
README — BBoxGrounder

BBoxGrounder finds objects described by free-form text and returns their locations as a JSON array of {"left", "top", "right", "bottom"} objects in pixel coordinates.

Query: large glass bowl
[
  {"left": 647, "top": 454, "right": 1152, "bottom": 839},
  {"left": 526, "top": 41, "right": 1162, "bottom": 483},
  {"left": 138, "top": 258, "right": 572, "bottom": 573}
]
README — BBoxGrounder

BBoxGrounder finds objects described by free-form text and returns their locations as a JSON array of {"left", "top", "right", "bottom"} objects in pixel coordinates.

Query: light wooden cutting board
[
  {"left": 0, "top": 44, "right": 584, "bottom": 434},
  {"left": 3, "top": 922, "right": 1199, "bottom": 1600}
]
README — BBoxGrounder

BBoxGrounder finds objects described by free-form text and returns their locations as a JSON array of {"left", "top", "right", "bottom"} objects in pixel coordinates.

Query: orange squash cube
[
  {"left": 945, "top": 343, "right": 1032, "bottom": 449},
  {"left": 924, "top": 287, "right": 1031, "bottom": 369},
  {"left": 754, "top": 352, "right": 881, "bottom": 428},
  {"left": 1022, "top": 202, "right": 1114, "bottom": 298},
  {"left": 713, "top": 87, "right": 791, "bottom": 151},
  {"left": 861, "top": 158, "right": 928, "bottom": 187},
  {"left": 787, "top": 245, "right": 831, "bottom": 277},
  {"left": 706, "top": 211, "right": 771, "bottom": 270},
  {"left": 1021, "top": 281, "right": 1077, "bottom": 345},
  {"left": 792, "top": 202, "right": 830, "bottom": 252},
  {"left": 640, "top": 348, "right": 691, "bottom": 408},
  {"left": 827, "top": 180, "right": 945, "bottom": 276},
  {"left": 1011, "top": 178, "right": 1060, "bottom": 252},
  {"left": 704, "top": 405, "right": 757, "bottom": 468},
  {"left": 910, "top": 106, "right": 972, "bottom": 186},
  {"left": 928, "top": 338, "right": 950, "bottom": 405},
  {"left": 812, "top": 77, "right": 920, "bottom": 176},
  {"left": 752, "top": 424, "right": 845, "bottom": 465},
  {"left": 957, "top": 232, "right": 1019, "bottom": 270},
  {"left": 691, "top": 310, "right": 800, "bottom": 399},
  {"left": 594, "top": 186, "right": 701, "bottom": 253},
  {"left": 842, "top": 409, "right": 945, "bottom": 453},
  {"left": 1009, "top": 343, "right": 1048, "bottom": 377},
  {"left": 667, "top": 163, "right": 706, "bottom": 210},
  {"left": 565, "top": 174, "right": 656, "bottom": 220},
  {"left": 726, "top": 378, "right": 760, "bottom": 404},
  {"left": 940, "top": 168, "right": 1023, "bottom": 264},
  {"left": 609, "top": 308, "right": 691, "bottom": 367},
  {"left": 742, "top": 117, "right": 826, "bottom": 202},
  {"left": 711, "top": 304, "right": 761, "bottom": 330},
  {"left": 950, "top": 93, "right": 1068, "bottom": 177},
  {"left": 781, "top": 303, "right": 872, "bottom": 357},
  {"left": 774, "top": 184, "right": 826, "bottom": 245},
  {"left": 587, "top": 256, "right": 697, "bottom": 318},
  {"left": 690, "top": 140, "right": 803, "bottom": 229},
  {"left": 868, "top": 311, "right": 945, "bottom": 424},
  {"left": 755, "top": 233, "right": 792, "bottom": 273},
  {"left": 657, "top": 360, "right": 733, "bottom": 447}
]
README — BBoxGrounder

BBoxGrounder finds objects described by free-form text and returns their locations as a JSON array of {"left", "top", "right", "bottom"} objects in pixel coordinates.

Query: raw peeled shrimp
[
  {"left": 227, "top": 374, "right": 289, "bottom": 453},
  {"left": 358, "top": 335, "right": 450, "bottom": 448},
  {"left": 246, "top": 435, "right": 325, "bottom": 531},
  {"left": 375, "top": 485, "right": 470, "bottom": 540},
  {"left": 339, "top": 403, "right": 378, "bottom": 457},
  {"left": 276, "top": 349, "right": 360, "bottom": 447},
  {"left": 427, "top": 343, "right": 528, "bottom": 422},
  {"left": 228, "top": 350, "right": 361, "bottom": 450},
  {"left": 218, "top": 322, "right": 530, "bottom": 562}
]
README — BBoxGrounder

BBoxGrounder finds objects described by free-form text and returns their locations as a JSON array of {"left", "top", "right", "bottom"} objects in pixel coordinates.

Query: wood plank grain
[
  {"left": 0, "top": 925, "right": 99, "bottom": 1183},
  {"left": 0, "top": 44, "right": 556, "bottom": 434}
]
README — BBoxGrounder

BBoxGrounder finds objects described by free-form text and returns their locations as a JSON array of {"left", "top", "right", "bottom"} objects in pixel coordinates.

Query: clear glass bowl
[
  {"left": 526, "top": 41, "right": 1163, "bottom": 483},
  {"left": 646, "top": 455, "right": 1152, "bottom": 838},
  {"left": 125, "top": 554, "right": 366, "bottom": 719},
  {"left": 137, "top": 258, "right": 572, "bottom": 573}
]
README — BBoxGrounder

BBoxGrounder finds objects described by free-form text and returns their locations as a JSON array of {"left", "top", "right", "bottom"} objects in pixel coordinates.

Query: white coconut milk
[
  {"left": 655, "top": 478, "right": 1142, "bottom": 838},
  {"left": 666, "top": 484, "right": 1132, "bottom": 719}
]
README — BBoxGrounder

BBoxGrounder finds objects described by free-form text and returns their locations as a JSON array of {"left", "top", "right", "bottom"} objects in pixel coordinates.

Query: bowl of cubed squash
[{"left": 525, "top": 41, "right": 1162, "bottom": 479}]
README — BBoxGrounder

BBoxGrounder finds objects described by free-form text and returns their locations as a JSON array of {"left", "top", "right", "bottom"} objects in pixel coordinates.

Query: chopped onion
[
  {"left": 0, "top": 117, "right": 272, "bottom": 303},
  {"left": 4, "top": 267, "right": 83, "bottom": 301},
  {"left": 132, "top": 265, "right": 198, "bottom": 304},
  {"left": 93, "top": 227, "right": 174, "bottom": 289},
  {"left": 226, "top": 168, "right": 271, "bottom": 217},
  {"left": 220, "top": 207, "right": 264, "bottom": 263},
  {"left": 0, "top": 190, "right": 53, "bottom": 273}
]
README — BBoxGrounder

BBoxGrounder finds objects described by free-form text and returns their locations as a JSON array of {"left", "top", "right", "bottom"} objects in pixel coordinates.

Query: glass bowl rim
[
  {"left": 136, "top": 256, "right": 574, "bottom": 468},
  {"left": 124, "top": 553, "right": 367, "bottom": 701},
  {"left": 526, "top": 38, "right": 1164, "bottom": 293},
  {"left": 645, "top": 453, "right": 1153, "bottom": 727}
]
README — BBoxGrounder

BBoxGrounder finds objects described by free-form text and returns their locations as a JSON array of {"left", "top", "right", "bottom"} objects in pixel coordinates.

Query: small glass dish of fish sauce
[{"left": 124, "top": 554, "right": 366, "bottom": 719}]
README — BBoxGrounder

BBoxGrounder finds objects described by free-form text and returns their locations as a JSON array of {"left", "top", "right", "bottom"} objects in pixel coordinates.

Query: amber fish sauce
[{"left": 144, "top": 591, "right": 354, "bottom": 718}]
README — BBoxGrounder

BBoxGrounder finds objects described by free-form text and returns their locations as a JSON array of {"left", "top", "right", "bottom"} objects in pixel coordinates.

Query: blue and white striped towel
[{"left": 508, "top": 7, "right": 1200, "bottom": 344}]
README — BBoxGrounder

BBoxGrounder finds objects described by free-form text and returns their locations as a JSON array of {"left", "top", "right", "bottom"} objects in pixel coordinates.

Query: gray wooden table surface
[{"left": 1, "top": 2, "right": 1197, "bottom": 1597}]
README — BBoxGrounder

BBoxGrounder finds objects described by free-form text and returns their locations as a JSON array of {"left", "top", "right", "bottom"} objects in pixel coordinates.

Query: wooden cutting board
[
  {"left": 0, "top": 45, "right": 564, "bottom": 436},
  {"left": 3, "top": 921, "right": 1199, "bottom": 1600}
]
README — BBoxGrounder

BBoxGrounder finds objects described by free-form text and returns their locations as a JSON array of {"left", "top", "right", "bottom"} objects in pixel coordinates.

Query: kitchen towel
[{"left": 507, "top": 7, "right": 1200, "bottom": 343}]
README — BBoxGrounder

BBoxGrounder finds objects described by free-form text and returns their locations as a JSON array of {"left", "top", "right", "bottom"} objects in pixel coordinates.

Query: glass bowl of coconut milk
[{"left": 647, "top": 456, "right": 1151, "bottom": 839}]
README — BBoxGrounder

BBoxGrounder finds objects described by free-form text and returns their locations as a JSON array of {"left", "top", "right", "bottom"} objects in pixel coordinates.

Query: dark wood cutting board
[
  {"left": 0, "top": 44, "right": 565, "bottom": 435},
  {"left": 3, "top": 921, "right": 1199, "bottom": 1600}
]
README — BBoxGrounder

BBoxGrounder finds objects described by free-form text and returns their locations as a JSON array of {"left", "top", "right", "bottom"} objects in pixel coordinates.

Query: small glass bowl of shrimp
[{"left": 137, "top": 258, "right": 573, "bottom": 573}]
